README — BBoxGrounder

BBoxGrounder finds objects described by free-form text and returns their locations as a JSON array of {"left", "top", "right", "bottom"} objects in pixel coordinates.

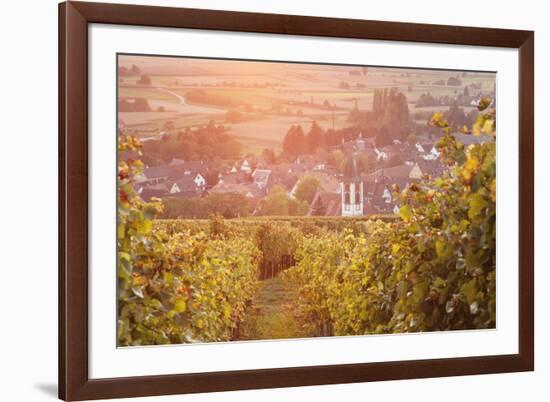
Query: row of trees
[
  {"left": 186, "top": 89, "right": 236, "bottom": 107},
  {"left": 281, "top": 88, "right": 411, "bottom": 160},
  {"left": 415, "top": 88, "right": 475, "bottom": 108},
  {"left": 431, "top": 76, "right": 463, "bottom": 86},
  {"left": 162, "top": 176, "right": 323, "bottom": 219},
  {"left": 282, "top": 122, "right": 326, "bottom": 158},
  {"left": 141, "top": 122, "right": 242, "bottom": 166},
  {"left": 281, "top": 123, "right": 405, "bottom": 172},
  {"left": 118, "top": 64, "right": 141, "bottom": 76},
  {"left": 118, "top": 98, "right": 151, "bottom": 112},
  {"left": 347, "top": 88, "right": 412, "bottom": 144},
  {"left": 162, "top": 193, "right": 251, "bottom": 219}
]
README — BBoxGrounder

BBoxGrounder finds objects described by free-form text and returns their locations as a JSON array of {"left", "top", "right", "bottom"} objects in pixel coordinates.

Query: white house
[{"left": 240, "top": 159, "right": 252, "bottom": 173}]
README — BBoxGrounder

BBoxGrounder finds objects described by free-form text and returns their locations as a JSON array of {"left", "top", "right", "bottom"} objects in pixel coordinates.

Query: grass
[{"left": 238, "top": 275, "right": 307, "bottom": 340}]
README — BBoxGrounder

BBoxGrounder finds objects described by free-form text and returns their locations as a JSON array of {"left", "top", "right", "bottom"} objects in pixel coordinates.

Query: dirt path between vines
[{"left": 238, "top": 276, "right": 306, "bottom": 341}]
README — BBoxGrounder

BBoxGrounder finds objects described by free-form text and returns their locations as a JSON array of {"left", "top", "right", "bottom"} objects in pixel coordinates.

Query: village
[{"left": 132, "top": 130, "right": 491, "bottom": 218}]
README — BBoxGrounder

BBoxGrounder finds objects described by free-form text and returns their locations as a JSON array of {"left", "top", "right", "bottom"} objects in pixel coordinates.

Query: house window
[
  {"left": 355, "top": 189, "right": 361, "bottom": 204},
  {"left": 344, "top": 190, "right": 350, "bottom": 204}
]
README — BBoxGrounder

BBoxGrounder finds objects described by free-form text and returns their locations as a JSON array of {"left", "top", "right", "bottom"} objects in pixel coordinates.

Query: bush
[
  {"left": 118, "top": 98, "right": 151, "bottom": 112},
  {"left": 226, "top": 109, "right": 244, "bottom": 123},
  {"left": 447, "top": 76, "right": 463, "bottom": 86},
  {"left": 254, "top": 222, "right": 301, "bottom": 265},
  {"left": 137, "top": 74, "right": 152, "bottom": 85}
]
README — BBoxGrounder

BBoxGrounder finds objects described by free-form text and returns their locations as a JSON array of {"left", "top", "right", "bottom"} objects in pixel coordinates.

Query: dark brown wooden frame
[{"left": 59, "top": 1, "right": 534, "bottom": 400}]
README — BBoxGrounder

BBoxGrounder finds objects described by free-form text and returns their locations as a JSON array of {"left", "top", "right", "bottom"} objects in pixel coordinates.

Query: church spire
[{"left": 342, "top": 151, "right": 360, "bottom": 182}]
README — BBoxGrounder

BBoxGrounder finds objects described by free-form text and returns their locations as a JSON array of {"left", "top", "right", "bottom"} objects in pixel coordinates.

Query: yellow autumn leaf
[
  {"left": 173, "top": 298, "right": 187, "bottom": 313},
  {"left": 398, "top": 205, "right": 413, "bottom": 222}
]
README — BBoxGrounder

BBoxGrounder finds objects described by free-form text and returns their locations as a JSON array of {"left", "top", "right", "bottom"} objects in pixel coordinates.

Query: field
[{"left": 118, "top": 55, "right": 495, "bottom": 154}]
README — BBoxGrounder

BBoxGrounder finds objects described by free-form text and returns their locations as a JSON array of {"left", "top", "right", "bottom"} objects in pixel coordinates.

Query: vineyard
[
  {"left": 286, "top": 114, "right": 497, "bottom": 335},
  {"left": 117, "top": 105, "right": 496, "bottom": 345}
]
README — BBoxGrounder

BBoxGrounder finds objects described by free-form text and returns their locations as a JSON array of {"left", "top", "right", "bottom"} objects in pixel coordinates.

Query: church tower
[{"left": 340, "top": 152, "right": 364, "bottom": 216}]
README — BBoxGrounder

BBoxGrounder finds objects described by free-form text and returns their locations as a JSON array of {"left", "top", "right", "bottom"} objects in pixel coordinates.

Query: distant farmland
[{"left": 118, "top": 54, "right": 495, "bottom": 155}]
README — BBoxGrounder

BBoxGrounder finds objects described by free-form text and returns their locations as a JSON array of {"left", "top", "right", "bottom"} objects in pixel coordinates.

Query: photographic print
[{"left": 116, "top": 54, "right": 496, "bottom": 346}]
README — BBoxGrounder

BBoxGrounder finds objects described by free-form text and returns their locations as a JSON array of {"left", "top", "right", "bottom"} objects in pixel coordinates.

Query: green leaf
[
  {"left": 433, "top": 277, "right": 446, "bottom": 288},
  {"left": 460, "top": 279, "right": 478, "bottom": 304},
  {"left": 163, "top": 271, "right": 174, "bottom": 285},
  {"left": 136, "top": 219, "right": 153, "bottom": 234},
  {"left": 468, "top": 194, "right": 488, "bottom": 220},
  {"left": 398, "top": 205, "right": 413, "bottom": 222},
  {"left": 435, "top": 239, "right": 451, "bottom": 258},
  {"left": 118, "top": 224, "right": 125, "bottom": 240}
]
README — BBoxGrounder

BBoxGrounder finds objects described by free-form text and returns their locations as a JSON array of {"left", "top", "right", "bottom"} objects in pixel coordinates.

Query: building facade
[{"left": 340, "top": 152, "right": 364, "bottom": 216}]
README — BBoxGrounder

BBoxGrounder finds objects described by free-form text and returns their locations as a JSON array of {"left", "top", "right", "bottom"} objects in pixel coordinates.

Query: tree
[
  {"left": 226, "top": 110, "right": 244, "bottom": 123},
  {"left": 294, "top": 176, "right": 321, "bottom": 205},
  {"left": 309, "top": 195, "right": 326, "bottom": 216},
  {"left": 384, "top": 154, "right": 404, "bottom": 168},
  {"left": 203, "top": 169, "right": 221, "bottom": 187},
  {"left": 137, "top": 74, "right": 152, "bottom": 85},
  {"left": 257, "top": 185, "right": 308, "bottom": 216},
  {"left": 375, "top": 126, "right": 392, "bottom": 147},
  {"left": 262, "top": 148, "right": 277, "bottom": 164},
  {"left": 306, "top": 121, "right": 325, "bottom": 154},
  {"left": 142, "top": 123, "right": 242, "bottom": 165},
  {"left": 282, "top": 125, "right": 306, "bottom": 159},
  {"left": 372, "top": 89, "right": 383, "bottom": 116},
  {"left": 445, "top": 103, "right": 475, "bottom": 131},
  {"left": 119, "top": 64, "right": 141, "bottom": 76},
  {"left": 381, "top": 88, "right": 410, "bottom": 140},
  {"left": 416, "top": 92, "right": 438, "bottom": 108},
  {"left": 356, "top": 153, "right": 373, "bottom": 174},
  {"left": 370, "top": 88, "right": 411, "bottom": 142},
  {"left": 118, "top": 98, "right": 151, "bottom": 112},
  {"left": 406, "top": 133, "right": 418, "bottom": 144},
  {"left": 257, "top": 185, "right": 290, "bottom": 215},
  {"left": 447, "top": 76, "right": 462, "bottom": 86},
  {"left": 162, "top": 120, "right": 175, "bottom": 131},
  {"left": 326, "top": 149, "right": 344, "bottom": 168},
  {"left": 130, "top": 64, "right": 141, "bottom": 76},
  {"left": 288, "top": 198, "right": 309, "bottom": 216}
]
